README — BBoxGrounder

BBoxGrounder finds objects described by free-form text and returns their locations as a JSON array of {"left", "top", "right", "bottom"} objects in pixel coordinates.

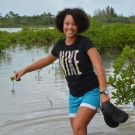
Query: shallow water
[
  {"left": 0, "top": 45, "right": 135, "bottom": 135},
  {"left": 0, "top": 27, "right": 54, "bottom": 33},
  {"left": 0, "top": 28, "right": 22, "bottom": 33}
]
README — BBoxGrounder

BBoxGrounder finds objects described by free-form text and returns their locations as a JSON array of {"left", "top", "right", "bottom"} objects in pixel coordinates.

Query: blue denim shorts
[{"left": 69, "top": 87, "right": 100, "bottom": 117}]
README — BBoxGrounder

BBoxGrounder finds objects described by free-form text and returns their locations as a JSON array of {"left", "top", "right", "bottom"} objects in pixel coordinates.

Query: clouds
[{"left": 0, "top": 0, "right": 135, "bottom": 16}]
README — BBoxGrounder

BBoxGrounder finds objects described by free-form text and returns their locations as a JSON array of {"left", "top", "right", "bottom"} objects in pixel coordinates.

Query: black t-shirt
[{"left": 51, "top": 35, "right": 99, "bottom": 96}]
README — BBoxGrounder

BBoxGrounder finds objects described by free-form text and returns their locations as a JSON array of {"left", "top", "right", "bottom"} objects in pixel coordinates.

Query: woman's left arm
[{"left": 87, "top": 47, "right": 110, "bottom": 106}]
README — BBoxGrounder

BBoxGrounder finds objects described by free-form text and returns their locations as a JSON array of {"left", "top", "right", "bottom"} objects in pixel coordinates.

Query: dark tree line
[
  {"left": 0, "top": 11, "right": 55, "bottom": 27},
  {"left": 93, "top": 6, "right": 135, "bottom": 24},
  {"left": 0, "top": 6, "right": 135, "bottom": 28}
]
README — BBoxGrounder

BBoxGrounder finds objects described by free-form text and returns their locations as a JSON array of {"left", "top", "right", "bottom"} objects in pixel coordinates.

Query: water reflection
[
  {"left": 0, "top": 45, "right": 135, "bottom": 135},
  {"left": 11, "top": 89, "right": 15, "bottom": 95},
  {"left": 35, "top": 69, "right": 42, "bottom": 81}
]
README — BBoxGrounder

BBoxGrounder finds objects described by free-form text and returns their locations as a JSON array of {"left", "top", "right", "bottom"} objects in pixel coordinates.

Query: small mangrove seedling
[
  {"left": 47, "top": 97, "right": 52, "bottom": 107},
  {"left": 44, "top": 46, "right": 49, "bottom": 53},
  {"left": 10, "top": 76, "right": 15, "bottom": 90},
  {"left": 8, "top": 56, "right": 11, "bottom": 61},
  {"left": 51, "top": 63, "right": 54, "bottom": 69},
  {"left": 37, "top": 68, "right": 42, "bottom": 81},
  {"left": 10, "top": 76, "right": 21, "bottom": 90}
]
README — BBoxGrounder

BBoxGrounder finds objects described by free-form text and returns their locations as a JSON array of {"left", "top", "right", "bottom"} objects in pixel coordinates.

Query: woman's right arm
[{"left": 14, "top": 53, "right": 57, "bottom": 81}]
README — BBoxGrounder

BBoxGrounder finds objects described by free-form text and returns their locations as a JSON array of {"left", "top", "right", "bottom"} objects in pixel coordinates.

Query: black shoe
[
  {"left": 102, "top": 101, "right": 129, "bottom": 123},
  {"left": 101, "top": 107, "right": 119, "bottom": 128}
]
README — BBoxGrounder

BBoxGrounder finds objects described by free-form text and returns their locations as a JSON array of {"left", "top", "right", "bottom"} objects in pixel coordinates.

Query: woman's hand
[
  {"left": 14, "top": 69, "right": 26, "bottom": 81},
  {"left": 100, "top": 94, "right": 110, "bottom": 107}
]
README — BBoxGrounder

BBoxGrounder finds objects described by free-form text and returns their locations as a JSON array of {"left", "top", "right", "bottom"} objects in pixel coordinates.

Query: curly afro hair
[{"left": 55, "top": 7, "right": 90, "bottom": 34}]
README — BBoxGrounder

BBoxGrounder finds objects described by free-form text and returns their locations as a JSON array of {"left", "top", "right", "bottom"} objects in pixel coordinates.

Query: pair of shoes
[
  {"left": 101, "top": 101, "right": 129, "bottom": 128},
  {"left": 101, "top": 107, "right": 119, "bottom": 128}
]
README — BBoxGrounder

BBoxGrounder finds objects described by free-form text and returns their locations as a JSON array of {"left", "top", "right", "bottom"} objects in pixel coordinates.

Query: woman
[{"left": 14, "top": 8, "right": 110, "bottom": 135}]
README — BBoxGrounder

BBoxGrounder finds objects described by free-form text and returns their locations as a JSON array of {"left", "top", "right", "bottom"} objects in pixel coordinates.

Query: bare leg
[
  {"left": 70, "top": 106, "right": 97, "bottom": 135},
  {"left": 70, "top": 117, "right": 74, "bottom": 130},
  {"left": 70, "top": 118, "right": 87, "bottom": 134}
]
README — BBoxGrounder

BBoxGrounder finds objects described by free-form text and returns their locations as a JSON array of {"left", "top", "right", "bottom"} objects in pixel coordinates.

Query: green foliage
[
  {"left": 17, "top": 27, "right": 65, "bottom": 46},
  {"left": 84, "top": 20, "right": 135, "bottom": 54},
  {"left": 108, "top": 45, "right": 135, "bottom": 107},
  {"left": 0, "top": 31, "right": 11, "bottom": 51},
  {"left": 0, "top": 21, "right": 135, "bottom": 53},
  {"left": 0, "top": 27, "right": 65, "bottom": 51}
]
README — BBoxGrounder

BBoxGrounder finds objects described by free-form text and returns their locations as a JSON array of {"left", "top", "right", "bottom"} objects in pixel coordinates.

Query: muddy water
[{"left": 0, "top": 45, "right": 135, "bottom": 135}]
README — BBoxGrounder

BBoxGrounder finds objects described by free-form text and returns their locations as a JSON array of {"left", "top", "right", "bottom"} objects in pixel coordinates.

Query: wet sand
[{"left": 0, "top": 106, "right": 135, "bottom": 135}]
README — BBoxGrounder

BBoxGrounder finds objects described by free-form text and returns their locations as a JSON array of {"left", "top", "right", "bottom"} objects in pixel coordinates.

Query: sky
[{"left": 0, "top": 0, "right": 135, "bottom": 17}]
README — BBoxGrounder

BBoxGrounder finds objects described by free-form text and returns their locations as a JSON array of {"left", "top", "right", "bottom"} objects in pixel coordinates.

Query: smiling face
[{"left": 63, "top": 14, "right": 78, "bottom": 39}]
